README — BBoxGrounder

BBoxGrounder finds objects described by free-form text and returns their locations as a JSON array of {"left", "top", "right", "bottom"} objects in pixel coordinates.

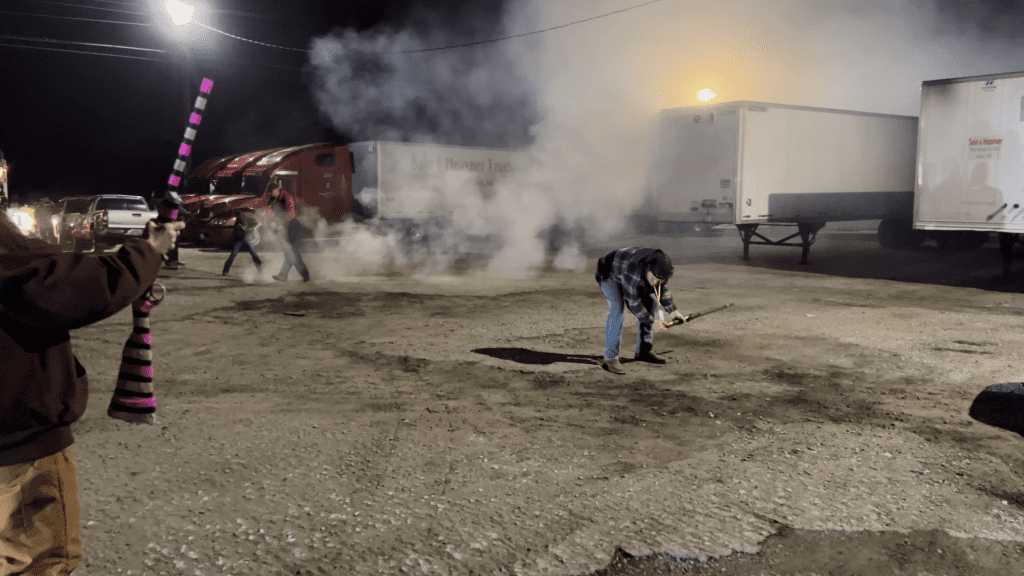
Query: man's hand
[
  {"left": 146, "top": 220, "right": 185, "bottom": 257},
  {"left": 667, "top": 310, "right": 689, "bottom": 324}
]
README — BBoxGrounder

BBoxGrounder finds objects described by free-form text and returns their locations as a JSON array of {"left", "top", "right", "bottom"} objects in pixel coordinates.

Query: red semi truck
[
  {"left": 179, "top": 142, "right": 354, "bottom": 246},
  {"left": 180, "top": 141, "right": 528, "bottom": 248}
]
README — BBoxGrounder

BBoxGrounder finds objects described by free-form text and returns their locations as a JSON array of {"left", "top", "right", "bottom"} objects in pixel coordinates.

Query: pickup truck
[{"left": 57, "top": 195, "right": 157, "bottom": 252}]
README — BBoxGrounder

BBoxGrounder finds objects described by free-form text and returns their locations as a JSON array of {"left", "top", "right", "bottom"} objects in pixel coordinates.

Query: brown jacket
[{"left": 0, "top": 237, "right": 163, "bottom": 466}]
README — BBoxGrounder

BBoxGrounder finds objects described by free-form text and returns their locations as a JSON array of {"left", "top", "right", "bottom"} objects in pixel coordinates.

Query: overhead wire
[
  {"left": 0, "top": 9, "right": 151, "bottom": 25},
  {"left": 79, "top": 0, "right": 145, "bottom": 5},
  {"left": 0, "top": 33, "right": 165, "bottom": 52},
  {"left": 20, "top": 0, "right": 148, "bottom": 16},
  {"left": 392, "top": 0, "right": 665, "bottom": 54},
  {"left": 0, "top": 41, "right": 165, "bottom": 61},
  {"left": 2, "top": 0, "right": 664, "bottom": 69},
  {"left": 196, "top": 0, "right": 665, "bottom": 55},
  {"left": 195, "top": 22, "right": 308, "bottom": 52}
]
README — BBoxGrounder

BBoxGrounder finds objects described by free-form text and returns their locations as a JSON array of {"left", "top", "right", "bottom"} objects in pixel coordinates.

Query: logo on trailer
[{"left": 982, "top": 79, "right": 997, "bottom": 92}]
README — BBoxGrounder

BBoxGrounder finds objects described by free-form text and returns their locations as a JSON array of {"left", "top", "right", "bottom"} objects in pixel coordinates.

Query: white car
[{"left": 58, "top": 195, "right": 157, "bottom": 252}]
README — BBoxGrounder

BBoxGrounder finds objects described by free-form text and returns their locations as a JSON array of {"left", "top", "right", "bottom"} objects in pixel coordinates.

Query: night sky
[
  {"left": 1, "top": 0, "right": 1023, "bottom": 201},
  {"left": 0, "top": 0, "right": 508, "bottom": 199}
]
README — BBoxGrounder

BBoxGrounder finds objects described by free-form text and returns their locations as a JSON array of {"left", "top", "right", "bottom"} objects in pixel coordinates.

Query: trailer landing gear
[
  {"left": 999, "top": 232, "right": 1018, "bottom": 279},
  {"left": 737, "top": 222, "right": 825, "bottom": 265}
]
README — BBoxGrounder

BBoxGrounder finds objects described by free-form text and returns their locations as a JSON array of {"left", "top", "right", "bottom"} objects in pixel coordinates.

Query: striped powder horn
[{"left": 108, "top": 284, "right": 165, "bottom": 424}]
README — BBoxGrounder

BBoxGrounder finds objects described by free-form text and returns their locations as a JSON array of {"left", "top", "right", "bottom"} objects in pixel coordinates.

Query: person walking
[
  {"left": 221, "top": 207, "right": 262, "bottom": 276},
  {"left": 245, "top": 180, "right": 309, "bottom": 282},
  {"left": 33, "top": 197, "right": 57, "bottom": 244},
  {"left": 595, "top": 247, "right": 688, "bottom": 375},
  {"left": 0, "top": 212, "right": 182, "bottom": 574}
]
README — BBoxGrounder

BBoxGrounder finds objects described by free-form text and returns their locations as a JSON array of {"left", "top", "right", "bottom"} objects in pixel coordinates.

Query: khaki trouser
[{"left": 0, "top": 448, "right": 82, "bottom": 575}]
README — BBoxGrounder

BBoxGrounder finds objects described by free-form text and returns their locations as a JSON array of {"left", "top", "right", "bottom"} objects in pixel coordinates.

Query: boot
[
  {"left": 635, "top": 345, "right": 667, "bottom": 364},
  {"left": 602, "top": 359, "right": 626, "bottom": 375}
]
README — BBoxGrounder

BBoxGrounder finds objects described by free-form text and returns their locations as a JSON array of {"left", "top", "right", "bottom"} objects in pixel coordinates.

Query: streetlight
[{"left": 165, "top": 0, "right": 195, "bottom": 26}]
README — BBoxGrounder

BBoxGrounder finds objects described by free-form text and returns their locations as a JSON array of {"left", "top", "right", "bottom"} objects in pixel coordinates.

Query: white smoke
[{"left": 303, "top": 0, "right": 1024, "bottom": 279}]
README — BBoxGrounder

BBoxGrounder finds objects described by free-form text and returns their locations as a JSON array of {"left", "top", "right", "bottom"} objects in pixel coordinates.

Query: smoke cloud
[{"left": 305, "top": 0, "right": 1024, "bottom": 279}]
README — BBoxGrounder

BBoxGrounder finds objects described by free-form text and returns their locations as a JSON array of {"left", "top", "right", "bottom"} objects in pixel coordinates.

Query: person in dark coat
[
  {"left": 0, "top": 212, "right": 181, "bottom": 573},
  {"left": 221, "top": 207, "right": 262, "bottom": 276},
  {"left": 595, "top": 247, "right": 688, "bottom": 375}
]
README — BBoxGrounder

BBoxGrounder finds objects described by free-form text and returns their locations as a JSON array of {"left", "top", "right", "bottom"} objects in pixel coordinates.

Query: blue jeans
[
  {"left": 600, "top": 280, "right": 653, "bottom": 360},
  {"left": 222, "top": 236, "right": 262, "bottom": 274},
  {"left": 278, "top": 219, "right": 309, "bottom": 280}
]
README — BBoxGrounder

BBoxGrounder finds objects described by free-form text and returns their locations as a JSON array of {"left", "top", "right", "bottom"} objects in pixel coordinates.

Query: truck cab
[{"left": 180, "top": 143, "right": 353, "bottom": 247}]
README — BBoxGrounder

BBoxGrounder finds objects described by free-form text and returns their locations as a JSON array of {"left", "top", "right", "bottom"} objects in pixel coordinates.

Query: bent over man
[
  {"left": 0, "top": 213, "right": 181, "bottom": 574},
  {"left": 595, "top": 247, "right": 687, "bottom": 375}
]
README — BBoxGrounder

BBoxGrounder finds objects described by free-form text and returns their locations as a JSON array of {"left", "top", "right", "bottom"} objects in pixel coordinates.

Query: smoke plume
[{"left": 305, "top": 0, "right": 1024, "bottom": 279}]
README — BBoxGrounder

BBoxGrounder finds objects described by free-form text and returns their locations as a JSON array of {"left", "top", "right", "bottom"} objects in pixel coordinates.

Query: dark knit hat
[{"left": 648, "top": 251, "right": 674, "bottom": 280}]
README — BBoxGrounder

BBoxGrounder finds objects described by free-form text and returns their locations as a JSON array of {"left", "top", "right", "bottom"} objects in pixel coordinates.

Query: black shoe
[
  {"left": 634, "top": 350, "right": 668, "bottom": 364},
  {"left": 302, "top": 276, "right": 311, "bottom": 282}
]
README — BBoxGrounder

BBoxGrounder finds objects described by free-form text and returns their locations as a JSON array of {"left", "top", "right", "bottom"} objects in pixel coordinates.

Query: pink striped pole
[
  {"left": 108, "top": 285, "right": 164, "bottom": 424},
  {"left": 158, "top": 77, "right": 213, "bottom": 222}
]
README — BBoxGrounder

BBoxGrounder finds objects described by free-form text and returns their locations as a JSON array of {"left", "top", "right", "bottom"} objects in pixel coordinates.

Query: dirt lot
[{"left": 66, "top": 228, "right": 1024, "bottom": 575}]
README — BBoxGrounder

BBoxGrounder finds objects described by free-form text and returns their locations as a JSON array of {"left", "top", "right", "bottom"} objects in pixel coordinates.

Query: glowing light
[
  {"left": 7, "top": 209, "right": 35, "bottom": 234},
  {"left": 199, "top": 78, "right": 213, "bottom": 94},
  {"left": 697, "top": 88, "right": 717, "bottom": 103},
  {"left": 189, "top": 113, "right": 202, "bottom": 125},
  {"left": 178, "top": 143, "right": 192, "bottom": 157},
  {"left": 165, "top": 0, "right": 195, "bottom": 25}
]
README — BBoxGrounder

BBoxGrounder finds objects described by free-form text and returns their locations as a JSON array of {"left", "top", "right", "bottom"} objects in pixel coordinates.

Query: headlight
[{"left": 7, "top": 209, "right": 36, "bottom": 233}]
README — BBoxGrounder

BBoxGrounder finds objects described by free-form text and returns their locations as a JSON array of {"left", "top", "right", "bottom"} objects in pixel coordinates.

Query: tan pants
[{"left": 0, "top": 448, "right": 82, "bottom": 575}]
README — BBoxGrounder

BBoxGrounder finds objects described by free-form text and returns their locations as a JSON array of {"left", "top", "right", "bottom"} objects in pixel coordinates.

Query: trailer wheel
[{"left": 878, "top": 219, "right": 902, "bottom": 250}]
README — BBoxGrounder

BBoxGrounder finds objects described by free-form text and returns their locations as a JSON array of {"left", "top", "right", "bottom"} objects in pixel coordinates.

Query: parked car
[{"left": 57, "top": 194, "right": 157, "bottom": 252}]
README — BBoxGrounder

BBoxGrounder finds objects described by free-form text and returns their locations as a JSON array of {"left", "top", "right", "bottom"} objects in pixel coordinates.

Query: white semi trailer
[
  {"left": 348, "top": 140, "right": 529, "bottom": 241},
  {"left": 642, "top": 101, "right": 919, "bottom": 263},
  {"left": 913, "top": 70, "right": 1024, "bottom": 275}
]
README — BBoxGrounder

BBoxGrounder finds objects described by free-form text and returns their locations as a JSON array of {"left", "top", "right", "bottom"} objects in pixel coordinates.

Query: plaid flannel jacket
[{"left": 596, "top": 247, "right": 678, "bottom": 325}]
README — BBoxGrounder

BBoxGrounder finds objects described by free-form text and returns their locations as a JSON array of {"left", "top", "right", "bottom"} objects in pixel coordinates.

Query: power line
[
  {"left": 0, "top": 41, "right": 165, "bottom": 61},
  {"left": 0, "top": 33, "right": 165, "bottom": 52},
  {"left": 0, "top": 9, "right": 151, "bottom": 25},
  {"left": 196, "top": 0, "right": 665, "bottom": 55},
  {"left": 393, "top": 0, "right": 665, "bottom": 54},
  {"left": 196, "top": 22, "right": 308, "bottom": 52},
  {"left": 21, "top": 0, "right": 148, "bottom": 16},
  {"left": 84, "top": 0, "right": 146, "bottom": 5},
  {"left": 0, "top": 36, "right": 303, "bottom": 71}
]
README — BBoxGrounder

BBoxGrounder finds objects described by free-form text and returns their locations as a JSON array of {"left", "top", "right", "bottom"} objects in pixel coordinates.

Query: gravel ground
[{"left": 62, "top": 230, "right": 1024, "bottom": 575}]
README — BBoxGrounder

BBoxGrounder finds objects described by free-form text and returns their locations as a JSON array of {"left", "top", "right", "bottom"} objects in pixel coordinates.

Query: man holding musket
[
  {"left": 595, "top": 247, "right": 688, "bottom": 375},
  {"left": 0, "top": 212, "right": 182, "bottom": 573}
]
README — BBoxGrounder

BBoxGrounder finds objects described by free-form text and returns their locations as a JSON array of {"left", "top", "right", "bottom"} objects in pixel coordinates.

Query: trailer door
[
  {"left": 916, "top": 75, "right": 1024, "bottom": 232},
  {"left": 648, "top": 107, "right": 739, "bottom": 224}
]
